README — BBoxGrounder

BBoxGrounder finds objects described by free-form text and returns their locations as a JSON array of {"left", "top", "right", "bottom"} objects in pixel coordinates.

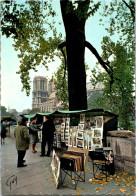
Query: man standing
[
  {"left": 40, "top": 116, "right": 55, "bottom": 157},
  {"left": 14, "top": 117, "right": 30, "bottom": 167}
]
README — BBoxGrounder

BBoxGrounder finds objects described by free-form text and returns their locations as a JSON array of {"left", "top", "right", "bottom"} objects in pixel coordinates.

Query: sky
[{"left": 1, "top": 1, "right": 110, "bottom": 112}]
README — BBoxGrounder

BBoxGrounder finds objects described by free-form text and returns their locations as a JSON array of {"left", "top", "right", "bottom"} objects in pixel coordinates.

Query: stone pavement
[{"left": 1, "top": 131, "right": 135, "bottom": 196}]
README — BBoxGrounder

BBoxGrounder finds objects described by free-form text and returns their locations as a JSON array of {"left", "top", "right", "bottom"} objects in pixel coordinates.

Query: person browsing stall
[
  {"left": 14, "top": 118, "right": 30, "bottom": 167},
  {"left": 40, "top": 116, "right": 55, "bottom": 157},
  {"left": 29, "top": 118, "right": 40, "bottom": 153}
]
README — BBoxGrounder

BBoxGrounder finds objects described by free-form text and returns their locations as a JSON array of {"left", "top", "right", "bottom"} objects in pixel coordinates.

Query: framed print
[
  {"left": 77, "top": 131, "right": 84, "bottom": 139},
  {"left": 84, "top": 138, "right": 88, "bottom": 149},
  {"left": 92, "top": 129, "right": 103, "bottom": 139},
  {"left": 65, "top": 139, "right": 69, "bottom": 146},
  {"left": 90, "top": 117, "right": 96, "bottom": 128},
  {"left": 68, "top": 135, "right": 72, "bottom": 146},
  {"left": 86, "top": 129, "right": 93, "bottom": 138},
  {"left": 61, "top": 134, "right": 64, "bottom": 141},
  {"left": 61, "top": 123, "right": 65, "bottom": 128},
  {"left": 66, "top": 121, "right": 69, "bottom": 126},
  {"left": 77, "top": 139, "right": 84, "bottom": 148},
  {"left": 72, "top": 132, "right": 77, "bottom": 147},
  {"left": 88, "top": 140, "right": 91, "bottom": 150},
  {"left": 80, "top": 114, "right": 85, "bottom": 123},
  {"left": 95, "top": 116, "right": 103, "bottom": 128},
  {"left": 66, "top": 126, "right": 69, "bottom": 131},
  {"left": 65, "top": 131, "right": 69, "bottom": 137},
  {"left": 78, "top": 123, "right": 84, "bottom": 130},
  {"left": 69, "top": 129, "right": 72, "bottom": 135},
  {"left": 66, "top": 117, "right": 70, "bottom": 122},
  {"left": 92, "top": 138, "right": 102, "bottom": 146}
]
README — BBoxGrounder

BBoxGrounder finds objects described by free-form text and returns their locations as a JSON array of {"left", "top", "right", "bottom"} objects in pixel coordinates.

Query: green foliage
[
  {"left": 99, "top": 0, "right": 135, "bottom": 49},
  {"left": 87, "top": 91, "right": 103, "bottom": 109},
  {"left": 1, "top": 0, "right": 62, "bottom": 95},
  {"left": 51, "top": 58, "right": 69, "bottom": 110},
  {"left": 65, "top": 0, "right": 101, "bottom": 20},
  {"left": 1, "top": 106, "right": 8, "bottom": 116},
  {"left": 1, "top": 106, "right": 16, "bottom": 119},
  {"left": 90, "top": 38, "right": 134, "bottom": 130},
  {"left": 51, "top": 55, "right": 90, "bottom": 110}
]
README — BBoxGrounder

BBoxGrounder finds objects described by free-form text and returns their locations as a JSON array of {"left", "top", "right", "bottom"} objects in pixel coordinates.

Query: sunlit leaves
[
  {"left": 90, "top": 38, "right": 134, "bottom": 130},
  {"left": 51, "top": 57, "right": 69, "bottom": 110},
  {"left": 1, "top": 0, "right": 62, "bottom": 96},
  {"left": 99, "top": 0, "right": 135, "bottom": 50},
  {"left": 120, "top": 188, "right": 126, "bottom": 193}
]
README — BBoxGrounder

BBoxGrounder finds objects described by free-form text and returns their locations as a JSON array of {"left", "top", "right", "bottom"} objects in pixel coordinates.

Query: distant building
[
  {"left": 22, "top": 108, "right": 31, "bottom": 114},
  {"left": 9, "top": 109, "right": 18, "bottom": 119},
  {"left": 32, "top": 76, "right": 62, "bottom": 112},
  {"left": 32, "top": 76, "right": 103, "bottom": 112},
  {"left": 32, "top": 76, "right": 49, "bottom": 109}
]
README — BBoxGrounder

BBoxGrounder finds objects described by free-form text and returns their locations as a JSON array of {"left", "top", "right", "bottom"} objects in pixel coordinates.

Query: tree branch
[
  {"left": 85, "top": 41, "right": 113, "bottom": 75},
  {"left": 122, "top": 0, "right": 135, "bottom": 22}
]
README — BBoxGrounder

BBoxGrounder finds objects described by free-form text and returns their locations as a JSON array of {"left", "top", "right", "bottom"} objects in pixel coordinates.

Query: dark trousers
[
  {"left": 41, "top": 139, "right": 52, "bottom": 156},
  {"left": 17, "top": 150, "right": 26, "bottom": 166}
]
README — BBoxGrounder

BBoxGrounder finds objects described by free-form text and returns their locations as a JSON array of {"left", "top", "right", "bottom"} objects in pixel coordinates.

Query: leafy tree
[
  {"left": 1, "top": 0, "right": 102, "bottom": 111},
  {"left": 1, "top": 106, "right": 16, "bottom": 119},
  {"left": 99, "top": 0, "right": 135, "bottom": 49},
  {"left": 89, "top": 0, "right": 135, "bottom": 130},
  {"left": 51, "top": 58, "right": 69, "bottom": 110},
  {"left": 51, "top": 53, "right": 89, "bottom": 110},
  {"left": 1, "top": 106, "right": 8, "bottom": 116},
  {"left": 90, "top": 38, "right": 134, "bottom": 130},
  {"left": 1, "top": 0, "right": 134, "bottom": 112},
  {"left": 1, "top": 1, "right": 62, "bottom": 95}
]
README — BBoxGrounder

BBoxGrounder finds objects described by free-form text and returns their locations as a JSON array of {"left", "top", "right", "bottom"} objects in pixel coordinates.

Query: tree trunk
[{"left": 60, "top": 0, "right": 88, "bottom": 111}]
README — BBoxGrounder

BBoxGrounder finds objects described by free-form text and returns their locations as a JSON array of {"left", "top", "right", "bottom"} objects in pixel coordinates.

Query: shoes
[
  {"left": 17, "top": 164, "right": 27, "bottom": 167},
  {"left": 40, "top": 154, "right": 46, "bottom": 157},
  {"left": 32, "top": 151, "right": 37, "bottom": 153},
  {"left": 21, "top": 160, "right": 26, "bottom": 163}
]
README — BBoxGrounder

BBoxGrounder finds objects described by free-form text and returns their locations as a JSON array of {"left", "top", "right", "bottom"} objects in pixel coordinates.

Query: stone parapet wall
[{"left": 106, "top": 131, "right": 135, "bottom": 174}]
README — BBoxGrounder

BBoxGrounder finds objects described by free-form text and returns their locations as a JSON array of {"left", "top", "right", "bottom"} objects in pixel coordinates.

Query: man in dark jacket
[{"left": 40, "top": 116, "right": 55, "bottom": 157}]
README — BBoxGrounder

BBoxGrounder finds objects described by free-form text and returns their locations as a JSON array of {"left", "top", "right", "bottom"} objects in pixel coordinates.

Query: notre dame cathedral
[
  {"left": 32, "top": 76, "right": 103, "bottom": 113},
  {"left": 32, "top": 76, "right": 62, "bottom": 112}
]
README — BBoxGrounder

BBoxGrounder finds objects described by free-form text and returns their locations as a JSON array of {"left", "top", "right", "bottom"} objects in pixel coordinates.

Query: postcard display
[{"left": 53, "top": 115, "right": 104, "bottom": 151}]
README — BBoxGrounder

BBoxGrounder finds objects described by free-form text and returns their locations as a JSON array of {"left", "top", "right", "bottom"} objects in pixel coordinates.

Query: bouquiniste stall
[
  {"left": 22, "top": 109, "right": 118, "bottom": 189},
  {"left": 24, "top": 108, "right": 118, "bottom": 150}
]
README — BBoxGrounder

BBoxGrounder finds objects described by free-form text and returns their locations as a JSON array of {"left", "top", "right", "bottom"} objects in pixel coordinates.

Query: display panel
[
  {"left": 92, "top": 129, "right": 103, "bottom": 139},
  {"left": 77, "top": 139, "right": 84, "bottom": 148},
  {"left": 80, "top": 114, "right": 85, "bottom": 123},
  {"left": 77, "top": 131, "right": 84, "bottom": 139}
]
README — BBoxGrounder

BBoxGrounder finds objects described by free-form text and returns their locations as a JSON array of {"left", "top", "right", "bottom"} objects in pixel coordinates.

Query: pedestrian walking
[
  {"left": 40, "top": 116, "right": 55, "bottom": 157},
  {"left": 14, "top": 117, "right": 30, "bottom": 167},
  {"left": 29, "top": 118, "right": 40, "bottom": 153},
  {"left": 1, "top": 120, "right": 7, "bottom": 145}
]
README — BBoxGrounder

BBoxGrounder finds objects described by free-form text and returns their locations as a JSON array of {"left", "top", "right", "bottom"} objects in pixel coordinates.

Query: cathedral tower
[{"left": 32, "top": 76, "right": 48, "bottom": 109}]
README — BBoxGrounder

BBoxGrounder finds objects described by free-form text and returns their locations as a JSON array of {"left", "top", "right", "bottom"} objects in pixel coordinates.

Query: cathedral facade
[{"left": 32, "top": 76, "right": 62, "bottom": 112}]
